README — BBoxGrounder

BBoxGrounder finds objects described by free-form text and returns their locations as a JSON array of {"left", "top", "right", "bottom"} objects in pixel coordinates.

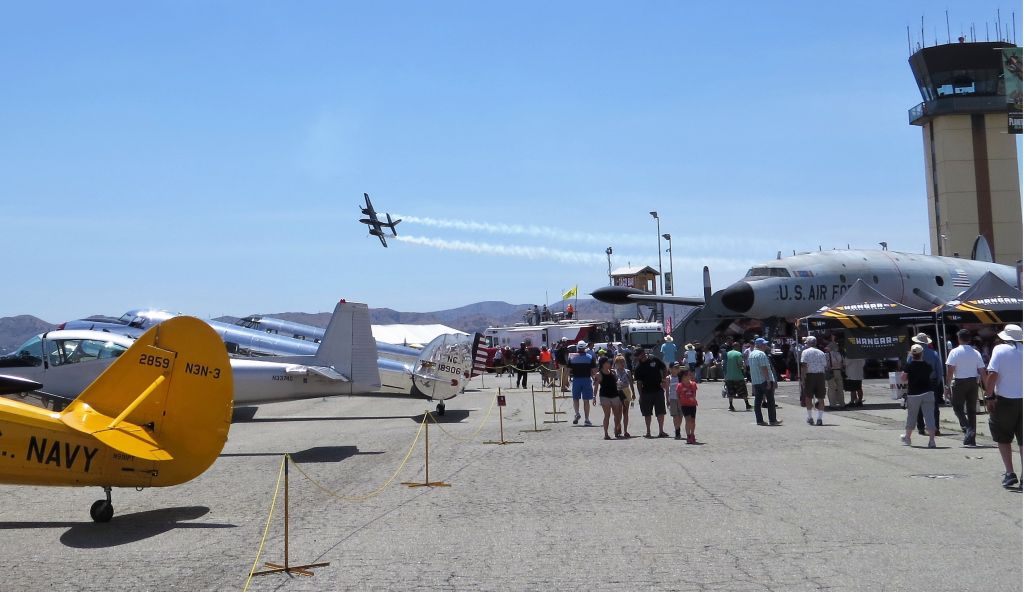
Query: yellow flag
[{"left": 562, "top": 286, "right": 578, "bottom": 300}]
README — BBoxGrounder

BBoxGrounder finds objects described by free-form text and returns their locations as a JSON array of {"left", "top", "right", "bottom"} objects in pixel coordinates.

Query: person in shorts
[
  {"left": 724, "top": 342, "right": 751, "bottom": 411},
  {"left": 668, "top": 362, "right": 686, "bottom": 439},
  {"left": 633, "top": 348, "right": 668, "bottom": 438},
  {"left": 984, "top": 324, "right": 1023, "bottom": 489},
  {"left": 676, "top": 366, "right": 699, "bottom": 444},
  {"left": 596, "top": 357, "right": 623, "bottom": 440},
  {"left": 568, "top": 340, "right": 597, "bottom": 426},
  {"left": 613, "top": 354, "right": 635, "bottom": 438},
  {"left": 800, "top": 336, "right": 828, "bottom": 426}
]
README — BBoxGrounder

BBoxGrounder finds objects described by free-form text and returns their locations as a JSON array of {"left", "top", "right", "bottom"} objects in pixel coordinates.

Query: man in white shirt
[
  {"left": 800, "top": 336, "right": 828, "bottom": 426},
  {"left": 984, "top": 324, "right": 1023, "bottom": 489},
  {"left": 945, "top": 329, "right": 988, "bottom": 447}
]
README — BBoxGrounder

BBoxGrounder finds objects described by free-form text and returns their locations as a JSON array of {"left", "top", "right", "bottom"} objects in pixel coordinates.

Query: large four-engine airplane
[
  {"left": 359, "top": 192, "right": 400, "bottom": 247},
  {"left": 0, "top": 316, "right": 233, "bottom": 522},
  {"left": 592, "top": 244, "right": 1019, "bottom": 342}
]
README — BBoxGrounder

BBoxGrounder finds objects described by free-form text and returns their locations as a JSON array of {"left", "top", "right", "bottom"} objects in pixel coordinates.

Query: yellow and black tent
[
  {"left": 935, "top": 271, "right": 1022, "bottom": 325},
  {"left": 805, "top": 279, "right": 935, "bottom": 330}
]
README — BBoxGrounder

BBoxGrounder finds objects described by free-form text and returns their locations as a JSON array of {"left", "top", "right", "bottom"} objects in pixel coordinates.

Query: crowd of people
[{"left": 489, "top": 322, "right": 1023, "bottom": 490}]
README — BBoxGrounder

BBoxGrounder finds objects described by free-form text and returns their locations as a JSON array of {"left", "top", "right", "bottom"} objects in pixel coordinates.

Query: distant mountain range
[{"left": 0, "top": 299, "right": 616, "bottom": 354}]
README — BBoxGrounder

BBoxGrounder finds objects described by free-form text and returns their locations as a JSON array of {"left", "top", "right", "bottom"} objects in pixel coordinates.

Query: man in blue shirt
[
  {"left": 569, "top": 340, "right": 597, "bottom": 426},
  {"left": 660, "top": 336, "right": 678, "bottom": 365},
  {"left": 906, "top": 332, "right": 944, "bottom": 435}
]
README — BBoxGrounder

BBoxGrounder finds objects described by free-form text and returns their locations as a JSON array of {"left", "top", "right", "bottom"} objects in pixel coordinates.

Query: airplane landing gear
[
  {"left": 90, "top": 486, "right": 113, "bottom": 523},
  {"left": 436, "top": 401, "right": 445, "bottom": 416}
]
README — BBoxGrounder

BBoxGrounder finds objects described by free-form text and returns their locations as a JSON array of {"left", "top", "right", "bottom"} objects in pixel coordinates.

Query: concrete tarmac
[{"left": 0, "top": 375, "right": 1020, "bottom": 591}]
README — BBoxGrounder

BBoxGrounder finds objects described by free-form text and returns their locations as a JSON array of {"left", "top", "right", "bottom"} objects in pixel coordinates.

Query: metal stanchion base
[
  {"left": 482, "top": 439, "right": 524, "bottom": 445},
  {"left": 401, "top": 481, "right": 452, "bottom": 488},
  {"left": 520, "top": 428, "right": 551, "bottom": 433},
  {"left": 252, "top": 561, "right": 330, "bottom": 577}
]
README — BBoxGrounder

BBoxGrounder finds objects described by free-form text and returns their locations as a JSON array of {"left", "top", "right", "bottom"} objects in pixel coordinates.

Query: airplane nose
[{"left": 721, "top": 282, "right": 754, "bottom": 314}]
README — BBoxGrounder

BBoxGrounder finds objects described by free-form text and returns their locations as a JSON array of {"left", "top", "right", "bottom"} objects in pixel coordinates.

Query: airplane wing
[
  {"left": 283, "top": 364, "right": 350, "bottom": 382},
  {"left": 590, "top": 286, "right": 705, "bottom": 306},
  {"left": 378, "top": 233, "right": 388, "bottom": 247},
  {"left": 0, "top": 375, "right": 43, "bottom": 396}
]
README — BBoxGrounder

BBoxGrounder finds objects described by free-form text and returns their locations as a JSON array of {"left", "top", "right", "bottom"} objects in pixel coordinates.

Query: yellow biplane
[{"left": 0, "top": 316, "right": 233, "bottom": 522}]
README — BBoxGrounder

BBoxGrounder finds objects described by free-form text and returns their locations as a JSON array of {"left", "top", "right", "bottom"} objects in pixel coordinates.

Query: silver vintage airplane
[
  {"left": 592, "top": 242, "right": 1019, "bottom": 342},
  {"left": 56, "top": 301, "right": 473, "bottom": 412},
  {"left": 1, "top": 301, "right": 470, "bottom": 410}
]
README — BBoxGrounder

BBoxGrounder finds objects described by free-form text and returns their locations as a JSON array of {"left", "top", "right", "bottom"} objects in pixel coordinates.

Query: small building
[{"left": 610, "top": 265, "right": 660, "bottom": 294}]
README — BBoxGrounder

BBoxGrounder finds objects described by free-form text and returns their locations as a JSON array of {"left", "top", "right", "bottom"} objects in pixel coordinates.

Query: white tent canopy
[{"left": 371, "top": 324, "right": 468, "bottom": 348}]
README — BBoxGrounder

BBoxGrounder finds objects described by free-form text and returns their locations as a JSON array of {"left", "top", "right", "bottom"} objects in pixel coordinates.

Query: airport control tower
[{"left": 908, "top": 40, "right": 1022, "bottom": 265}]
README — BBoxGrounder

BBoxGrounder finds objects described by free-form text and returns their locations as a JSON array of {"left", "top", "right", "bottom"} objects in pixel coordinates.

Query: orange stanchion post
[
  {"left": 252, "top": 456, "right": 331, "bottom": 578},
  {"left": 521, "top": 386, "right": 551, "bottom": 433},
  {"left": 544, "top": 384, "right": 566, "bottom": 423},
  {"left": 402, "top": 412, "right": 451, "bottom": 488},
  {"left": 484, "top": 389, "right": 523, "bottom": 444}
]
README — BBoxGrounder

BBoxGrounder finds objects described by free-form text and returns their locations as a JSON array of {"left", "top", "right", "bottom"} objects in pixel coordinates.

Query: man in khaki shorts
[{"left": 800, "top": 336, "right": 828, "bottom": 426}]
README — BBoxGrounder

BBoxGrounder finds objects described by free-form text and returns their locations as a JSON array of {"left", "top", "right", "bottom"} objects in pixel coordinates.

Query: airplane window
[
  {"left": 840, "top": 275, "right": 847, "bottom": 283},
  {"left": 117, "top": 313, "right": 134, "bottom": 324},
  {"left": 935, "top": 276, "right": 944, "bottom": 286},
  {"left": 746, "top": 267, "right": 770, "bottom": 277},
  {"left": 872, "top": 275, "right": 879, "bottom": 284},
  {"left": 769, "top": 268, "right": 791, "bottom": 277},
  {"left": 10, "top": 337, "right": 44, "bottom": 366}
]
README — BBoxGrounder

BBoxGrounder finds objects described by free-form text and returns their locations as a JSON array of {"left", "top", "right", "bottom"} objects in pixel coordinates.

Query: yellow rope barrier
[
  {"left": 425, "top": 394, "right": 497, "bottom": 441},
  {"left": 242, "top": 456, "right": 286, "bottom": 592},
  {"left": 288, "top": 415, "right": 427, "bottom": 502}
]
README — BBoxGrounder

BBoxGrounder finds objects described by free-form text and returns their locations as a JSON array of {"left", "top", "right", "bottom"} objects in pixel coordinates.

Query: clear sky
[{"left": 1, "top": 1, "right": 1021, "bottom": 322}]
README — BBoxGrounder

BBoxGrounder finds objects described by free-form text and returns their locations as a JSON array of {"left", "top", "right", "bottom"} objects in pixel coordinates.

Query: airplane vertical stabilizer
[{"left": 313, "top": 301, "right": 381, "bottom": 393}]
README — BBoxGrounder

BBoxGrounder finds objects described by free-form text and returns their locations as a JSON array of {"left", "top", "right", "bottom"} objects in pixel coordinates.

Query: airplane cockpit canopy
[
  {"left": 744, "top": 267, "right": 792, "bottom": 278},
  {"left": 0, "top": 335, "right": 128, "bottom": 368},
  {"left": 118, "top": 309, "right": 179, "bottom": 329}
]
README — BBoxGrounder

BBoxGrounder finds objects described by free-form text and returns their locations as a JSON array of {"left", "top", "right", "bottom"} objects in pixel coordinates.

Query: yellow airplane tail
[{"left": 60, "top": 316, "right": 234, "bottom": 485}]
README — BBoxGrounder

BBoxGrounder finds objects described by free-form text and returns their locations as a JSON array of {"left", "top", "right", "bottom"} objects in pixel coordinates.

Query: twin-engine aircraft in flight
[
  {"left": 0, "top": 316, "right": 233, "bottom": 522},
  {"left": 359, "top": 192, "right": 401, "bottom": 247}
]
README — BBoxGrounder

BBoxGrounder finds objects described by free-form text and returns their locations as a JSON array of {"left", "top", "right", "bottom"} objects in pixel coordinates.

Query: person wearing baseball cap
[
  {"left": 568, "top": 340, "right": 597, "bottom": 426},
  {"left": 749, "top": 338, "right": 781, "bottom": 426},
  {"left": 984, "top": 324, "right": 1023, "bottom": 488}
]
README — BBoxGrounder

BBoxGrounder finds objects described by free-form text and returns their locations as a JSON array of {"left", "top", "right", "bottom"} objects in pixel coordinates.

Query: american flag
[
  {"left": 951, "top": 269, "right": 972, "bottom": 288},
  {"left": 471, "top": 333, "right": 488, "bottom": 377}
]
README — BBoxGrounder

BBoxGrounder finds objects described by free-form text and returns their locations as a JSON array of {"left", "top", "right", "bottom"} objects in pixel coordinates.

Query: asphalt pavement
[{"left": 0, "top": 375, "right": 1019, "bottom": 591}]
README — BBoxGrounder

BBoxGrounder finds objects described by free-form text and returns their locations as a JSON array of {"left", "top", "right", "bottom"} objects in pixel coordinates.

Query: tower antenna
[{"left": 945, "top": 10, "right": 951, "bottom": 44}]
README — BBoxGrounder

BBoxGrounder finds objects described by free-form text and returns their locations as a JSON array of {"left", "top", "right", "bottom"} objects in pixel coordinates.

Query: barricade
[
  {"left": 520, "top": 386, "right": 551, "bottom": 433},
  {"left": 544, "top": 384, "right": 567, "bottom": 424},
  {"left": 483, "top": 388, "right": 523, "bottom": 445}
]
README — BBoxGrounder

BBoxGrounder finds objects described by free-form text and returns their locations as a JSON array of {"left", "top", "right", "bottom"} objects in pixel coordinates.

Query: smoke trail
[
  {"left": 394, "top": 215, "right": 650, "bottom": 247},
  {"left": 395, "top": 235, "right": 633, "bottom": 265},
  {"left": 395, "top": 235, "right": 756, "bottom": 273},
  {"left": 395, "top": 214, "right": 776, "bottom": 251}
]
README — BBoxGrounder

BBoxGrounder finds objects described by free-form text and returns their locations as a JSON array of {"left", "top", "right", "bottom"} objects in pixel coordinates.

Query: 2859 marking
[{"left": 138, "top": 354, "right": 170, "bottom": 369}]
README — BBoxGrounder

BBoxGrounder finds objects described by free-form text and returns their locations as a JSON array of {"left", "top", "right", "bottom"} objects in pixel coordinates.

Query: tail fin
[
  {"left": 411, "top": 333, "right": 474, "bottom": 401},
  {"left": 59, "top": 316, "right": 233, "bottom": 484},
  {"left": 270, "top": 300, "right": 381, "bottom": 393},
  {"left": 386, "top": 213, "right": 400, "bottom": 235}
]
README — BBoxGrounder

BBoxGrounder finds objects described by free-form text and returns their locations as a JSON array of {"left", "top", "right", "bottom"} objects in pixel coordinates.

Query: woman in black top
[
  {"left": 597, "top": 357, "right": 622, "bottom": 440},
  {"left": 901, "top": 344, "right": 937, "bottom": 448}
]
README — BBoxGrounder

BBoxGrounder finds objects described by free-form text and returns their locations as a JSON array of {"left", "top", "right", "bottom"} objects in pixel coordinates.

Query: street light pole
[
  {"left": 662, "top": 233, "right": 674, "bottom": 295},
  {"left": 605, "top": 247, "right": 613, "bottom": 286},
  {"left": 650, "top": 211, "right": 663, "bottom": 296}
]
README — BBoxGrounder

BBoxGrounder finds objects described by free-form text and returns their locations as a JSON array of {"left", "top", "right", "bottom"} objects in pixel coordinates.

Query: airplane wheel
[
  {"left": 436, "top": 402, "right": 445, "bottom": 416},
  {"left": 90, "top": 500, "right": 113, "bottom": 523}
]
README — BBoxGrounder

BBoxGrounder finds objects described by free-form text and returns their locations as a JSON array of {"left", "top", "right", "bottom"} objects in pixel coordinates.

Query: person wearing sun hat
[
  {"left": 660, "top": 335, "right": 678, "bottom": 366},
  {"left": 907, "top": 332, "right": 943, "bottom": 436},
  {"left": 984, "top": 324, "right": 1023, "bottom": 489}
]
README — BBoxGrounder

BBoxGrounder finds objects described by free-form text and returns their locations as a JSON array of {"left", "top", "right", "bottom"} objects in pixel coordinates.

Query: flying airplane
[
  {"left": 359, "top": 192, "right": 401, "bottom": 247},
  {"left": 0, "top": 315, "right": 233, "bottom": 522},
  {"left": 59, "top": 302, "right": 473, "bottom": 413},
  {"left": 592, "top": 247, "right": 1019, "bottom": 341}
]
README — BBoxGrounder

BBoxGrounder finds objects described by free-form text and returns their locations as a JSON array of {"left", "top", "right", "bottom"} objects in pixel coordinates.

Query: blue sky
[{"left": 1, "top": 2, "right": 1020, "bottom": 322}]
